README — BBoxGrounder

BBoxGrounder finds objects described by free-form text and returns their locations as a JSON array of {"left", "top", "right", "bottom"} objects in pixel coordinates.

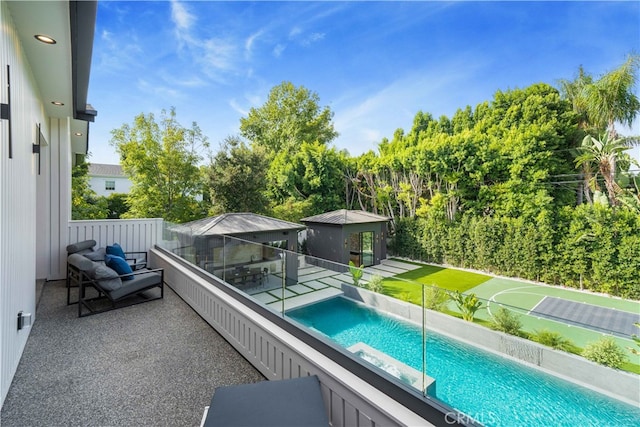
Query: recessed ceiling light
[
  {"left": 74, "top": 132, "right": 83, "bottom": 136},
  {"left": 51, "top": 101, "right": 64, "bottom": 106},
  {"left": 34, "top": 34, "right": 56, "bottom": 45}
]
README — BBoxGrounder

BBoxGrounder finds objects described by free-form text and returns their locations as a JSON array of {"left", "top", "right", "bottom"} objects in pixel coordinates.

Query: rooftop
[
  {"left": 301, "top": 209, "right": 391, "bottom": 225},
  {"left": 176, "top": 212, "right": 306, "bottom": 236},
  {"left": 88, "top": 163, "right": 125, "bottom": 177},
  {"left": 0, "top": 281, "right": 264, "bottom": 426}
]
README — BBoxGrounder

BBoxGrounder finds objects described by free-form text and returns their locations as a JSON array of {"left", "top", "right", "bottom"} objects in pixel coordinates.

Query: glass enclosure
[{"left": 159, "top": 221, "right": 640, "bottom": 427}]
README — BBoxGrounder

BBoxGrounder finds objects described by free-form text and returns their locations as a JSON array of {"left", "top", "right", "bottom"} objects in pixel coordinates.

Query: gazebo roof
[
  {"left": 176, "top": 213, "right": 305, "bottom": 236},
  {"left": 301, "top": 209, "right": 390, "bottom": 225}
]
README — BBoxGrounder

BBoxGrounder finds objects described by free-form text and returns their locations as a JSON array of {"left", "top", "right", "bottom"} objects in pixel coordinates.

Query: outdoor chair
[
  {"left": 66, "top": 240, "right": 148, "bottom": 304},
  {"left": 67, "top": 253, "right": 164, "bottom": 317}
]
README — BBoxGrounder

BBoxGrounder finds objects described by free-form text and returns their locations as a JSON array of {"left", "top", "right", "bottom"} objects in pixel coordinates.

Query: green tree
[
  {"left": 208, "top": 136, "right": 268, "bottom": 214},
  {"left": 268, "top": 141, "right": 347, "bottom": 216},
  {"left": 239, "top": 81, "right": 338, "bottom": 155},
  {"left": 575, "top": 133, "right": 634, "bottom": 206},
  {"left": 71, "top": 161, "right": 108, "bottom": 219},
  {"left": 105, "top": 193, "right": 130, "bottom": 219},
  {"left": 584, "top": 55, "right": 640, "bottom": 138},
  {"left": 110, "top": 108, "right": 209, "bottom": 223}
]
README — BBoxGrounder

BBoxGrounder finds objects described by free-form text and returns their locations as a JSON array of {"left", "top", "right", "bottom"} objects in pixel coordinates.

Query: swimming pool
[{"left": 287, "top": 297, "right": 640, "bottom": 427}]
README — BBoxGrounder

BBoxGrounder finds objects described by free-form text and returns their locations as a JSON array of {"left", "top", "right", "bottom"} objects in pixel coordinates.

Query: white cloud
[
  {"left": 229, "top": 98, "right": 249, "bottom": 116},
  {"left": 245, "top": 30, "right": 265, "bottom": 59},
  {"left": 301, "top": 32, "right": 325, "bottom": 46},
  {"left": 171, "top": 0, "right": 195, "bottom": 32},
  {"left": 273, "top": 44, "right": 286, "bottom": 58},
  {"left": 289, "top": 26, "right": 302, "bottom": 38},
  {"left": 202, "top": 38, "right": 237, "bottom": 72},
  {"left": 136, "top": 78, "right": 183, "bottom": 102}
]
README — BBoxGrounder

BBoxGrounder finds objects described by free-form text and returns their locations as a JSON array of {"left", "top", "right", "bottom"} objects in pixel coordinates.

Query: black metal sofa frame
[
  {"left": 66, "top": 240, "right": 149, "bottom": 305},
  {"left": 67, "top": 252, "right": 164, "bottom": 317}
]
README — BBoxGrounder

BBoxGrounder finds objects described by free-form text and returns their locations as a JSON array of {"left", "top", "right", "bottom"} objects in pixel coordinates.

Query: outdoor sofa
[{"left": 66, "top": 240, "right": 163, "bottom": 317}]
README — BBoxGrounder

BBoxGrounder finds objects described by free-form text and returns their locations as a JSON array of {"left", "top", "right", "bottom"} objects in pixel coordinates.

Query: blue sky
[{"left": 87, "top": 1, "right": 640, "bottom": 165}]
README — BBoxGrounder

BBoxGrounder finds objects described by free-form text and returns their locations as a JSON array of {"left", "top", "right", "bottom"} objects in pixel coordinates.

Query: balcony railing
[{"left": 66, "top": 219, "right": 640, "bottom": 426}]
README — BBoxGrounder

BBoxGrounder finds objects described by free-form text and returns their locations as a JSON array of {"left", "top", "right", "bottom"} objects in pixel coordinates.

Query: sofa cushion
[
  {"left": 66, "top": 240, "right": 96, "bottom": 254},
  {"left": 108, "top": 271, "right": 161, "bottom": 301},
  {"left": 105, "top": 254, "right": 134, "bottom": 280},
  {"left": 106, "top": 243, "right": 126, "bottom": 259},
  {"left": 83, "top": 247, "right": 106, "bottom": 261},
  {"left": 91, "top": 264, "right": 123, "bottom": 291},
  {"left": 68, "top": 253, "right": 96, "bottom": 271}
]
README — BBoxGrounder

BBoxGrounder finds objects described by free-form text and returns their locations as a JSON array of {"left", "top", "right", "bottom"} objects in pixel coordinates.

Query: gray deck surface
[
  {"left": 530, "top": 296, "right": 640, "bottom": 337},
  {"left": 1, "top": 280, "right": 264, "bottom": 426}
]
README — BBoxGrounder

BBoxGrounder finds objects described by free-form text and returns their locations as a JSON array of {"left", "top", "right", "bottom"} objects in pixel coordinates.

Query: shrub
[
  {"left": 583, "top": 337, "right": 627, "bottom": 369},
  {"left": 349, "top": 261, "right": 364, "bottom": 287},
  {"left": 365, "top": 275, "right": 384, "bottom": 293},
  {"left": 532, "top": 329, "right": 576, "bottom": 352},
  {"left": 423, "top": 286, "right": 450, "bottom": 312},
  {"left": 450, "top": 291, "right": 483, "bottom": 322},
  {"left": 491, "top": 307, "right": 523, "bottom": 336},
  {"left": 629, "top": 323, "right": 640, "bottom": 355}
]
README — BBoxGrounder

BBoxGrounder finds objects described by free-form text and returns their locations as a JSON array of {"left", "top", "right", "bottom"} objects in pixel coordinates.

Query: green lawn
[
  {"left": 381, "top": 263, "right": 491, "bottom": 304},
  {"left": 376, "top": 260, "right": 640, "bottom": 369}
]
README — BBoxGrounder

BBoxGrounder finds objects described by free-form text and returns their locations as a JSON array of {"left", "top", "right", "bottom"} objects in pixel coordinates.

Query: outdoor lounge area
[{"left": 0, "top": 280, "right": 266, "bottom": 426}]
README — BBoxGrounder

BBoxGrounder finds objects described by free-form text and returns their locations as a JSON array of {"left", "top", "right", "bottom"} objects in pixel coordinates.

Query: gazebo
[
  {"left": 171, "top": 213, "right": 305, "bottom": 283},
  {"left": 301, "top": 210, "right": 390, "bottom": 267}
]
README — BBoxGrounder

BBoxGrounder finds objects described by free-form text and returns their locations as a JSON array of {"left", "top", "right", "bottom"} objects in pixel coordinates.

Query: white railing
[{"left": 68, "top": 218, "right": 163, "bottom": 252}]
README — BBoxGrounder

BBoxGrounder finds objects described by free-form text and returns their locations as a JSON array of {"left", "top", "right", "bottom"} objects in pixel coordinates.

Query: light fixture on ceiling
[
  {"left": 74, "top": 132, "right": 83, "bottom": 136},
  {"left": 34, "top": 34, "right": 56, "bottom": 45},
  {"left": 51, "top": 101, "right": 64, "bottom": 106}
]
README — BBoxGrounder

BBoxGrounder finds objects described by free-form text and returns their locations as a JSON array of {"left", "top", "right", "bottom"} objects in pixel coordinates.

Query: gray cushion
[
  {"left": 66, "top": 240, "right": 96, "bottom": 254},
  {"left": 91, "top": 264, "right": 123, "bottom": 291},
  {"left": 108, "top": 271, "right": 161, "bottom": 300},
  {"left": 67, "top": 253, "right": 96, "bottom": 271},
  {"left": 83, "top": 247, "right": 106, "bottom": 261},
  {"left": 203, "top": 375, "right": 328, "bottom": 427}
]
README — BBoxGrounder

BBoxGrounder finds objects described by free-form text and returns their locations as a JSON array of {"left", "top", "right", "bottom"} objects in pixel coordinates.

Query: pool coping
[{"left": 341, "top": 283, "right": 640, "bottom": 408}]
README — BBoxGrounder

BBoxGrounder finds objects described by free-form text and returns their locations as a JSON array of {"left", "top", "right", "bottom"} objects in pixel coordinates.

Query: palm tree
[
  {"left": 584, "top": 55, "right": 640, "bottom": 139},
  {"left": 575, "top": 133, "right": 632, "bottom": 206},
  {"left": 560, "top": 55, "right": 640, "bottom": 205}
]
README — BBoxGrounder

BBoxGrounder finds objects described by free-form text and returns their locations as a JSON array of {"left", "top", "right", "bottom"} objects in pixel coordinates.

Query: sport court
[{"left": 468, "top": 277, "right": 640, "bottom": 355}]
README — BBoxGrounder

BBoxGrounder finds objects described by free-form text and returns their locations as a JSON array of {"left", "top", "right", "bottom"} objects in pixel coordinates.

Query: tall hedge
[{"left": 392, "top": 205, "right": 640, "bottom": 300}]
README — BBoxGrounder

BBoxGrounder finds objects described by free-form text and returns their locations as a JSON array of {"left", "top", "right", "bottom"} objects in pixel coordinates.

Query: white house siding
[
  {"left": 0, "top": 2, "right": 73, "bottom": 407},
  {"left": 88, "top": 174, "right": 131, "bottom": 197}
]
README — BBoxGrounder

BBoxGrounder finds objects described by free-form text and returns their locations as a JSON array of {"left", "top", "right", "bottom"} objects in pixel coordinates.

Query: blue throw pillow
[
  {"left": 106, "top": 243, "right": 126, "bottom": 259},
  {"left": 105, "top": 254, "right": 134, "bottom": 280}
]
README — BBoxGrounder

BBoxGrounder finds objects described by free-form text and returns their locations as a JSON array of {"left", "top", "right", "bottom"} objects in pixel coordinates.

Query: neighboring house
[
  {"left": 1, "top": 1, "right": 97, "bottom": 407},
  {"left": 88, "top": 163, "right": 131, "bottom": 196},
  {"left": 301, "top": 209, "right": 390, "bottom": 267}
]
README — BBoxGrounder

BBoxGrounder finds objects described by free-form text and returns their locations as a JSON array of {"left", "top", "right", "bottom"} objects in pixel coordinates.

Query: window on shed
[{"left": 105, "top": 180, "right": 115, "bottom": 191}]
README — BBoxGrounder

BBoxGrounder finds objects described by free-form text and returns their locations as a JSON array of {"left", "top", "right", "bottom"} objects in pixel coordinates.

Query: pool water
[{"left": 287, "top": 297, "right": 640, "bottom": 427}]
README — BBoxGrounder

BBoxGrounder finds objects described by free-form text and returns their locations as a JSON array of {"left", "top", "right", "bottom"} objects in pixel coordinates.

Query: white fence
[{"left": 68, "top": 218, "right": 164, "bottom": 252}]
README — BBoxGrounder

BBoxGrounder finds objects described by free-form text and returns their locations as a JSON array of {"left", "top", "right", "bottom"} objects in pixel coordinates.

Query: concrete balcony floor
[{"left": 1, "top": 280, "right": 265, "bottom": 426}]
